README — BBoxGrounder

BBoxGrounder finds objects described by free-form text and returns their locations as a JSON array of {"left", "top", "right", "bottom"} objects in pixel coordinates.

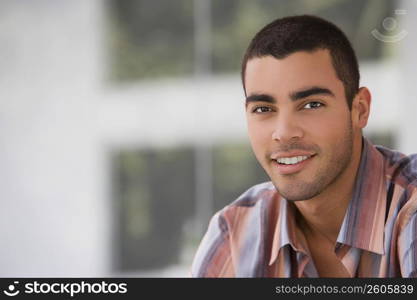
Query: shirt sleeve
[
  {"left": 399, "top": 210, "right": 417, "bottom": 277},
  {"left": 190, "top": 210, "right": 235, "bottom": 277}
]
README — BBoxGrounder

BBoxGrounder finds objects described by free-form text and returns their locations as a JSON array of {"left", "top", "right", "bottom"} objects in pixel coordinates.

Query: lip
[{"left": 272, "top": 154, "right": 316, "bottom": 175}]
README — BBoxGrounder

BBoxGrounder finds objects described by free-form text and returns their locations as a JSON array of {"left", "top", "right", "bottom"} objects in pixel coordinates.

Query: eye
[
  {"left": 303, "top": 101, "right": 324, "bottom": 109},
  {"left": 252, "top": 106, "right": 273, "bottom": 114}
]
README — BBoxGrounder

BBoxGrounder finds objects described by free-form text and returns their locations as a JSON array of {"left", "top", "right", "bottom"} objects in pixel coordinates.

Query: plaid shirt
[{"left": 191, "top": 138, "right": 417, "bottom": 277}]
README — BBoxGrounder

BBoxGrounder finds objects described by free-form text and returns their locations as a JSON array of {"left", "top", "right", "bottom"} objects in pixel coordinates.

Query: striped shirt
[{"left": 191, "top": 138, "right": 417, "bottom": 277}]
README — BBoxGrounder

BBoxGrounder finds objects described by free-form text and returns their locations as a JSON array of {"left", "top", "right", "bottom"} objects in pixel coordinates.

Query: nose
[{"left": 271, "top": 112, "right": 304, "bottom": 142}]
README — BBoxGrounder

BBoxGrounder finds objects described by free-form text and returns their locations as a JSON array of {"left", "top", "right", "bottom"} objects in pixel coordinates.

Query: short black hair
[{"left": 241, "top": 15, "right": 360, "bottom": 109}]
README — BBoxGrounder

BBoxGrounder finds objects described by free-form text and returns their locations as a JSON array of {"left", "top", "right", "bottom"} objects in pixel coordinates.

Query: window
[
  {"left": 108, "top": 0, "right": 395, "bottom": 82},
  {"left": 112, "top": 147, "right": 195, "bottom": 271}
]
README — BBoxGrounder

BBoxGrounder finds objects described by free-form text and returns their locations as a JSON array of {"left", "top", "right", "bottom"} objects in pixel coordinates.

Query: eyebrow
[
  {"left": 245, "top": 86, "right": 335, "bottom": 106},
  {"left": 289, "top": 86, "right": 335, "bottom": 101},
  {"left": 245, "top": 94, "right": 276, "bottom": 106}
]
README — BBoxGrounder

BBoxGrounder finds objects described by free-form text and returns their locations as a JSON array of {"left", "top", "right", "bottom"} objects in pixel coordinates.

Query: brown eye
[
  {"left": 253, "top": 106, "right": 272, "bottom": 113},
  {"left": 304, "top": 102, "right": 323, "bottom": 109}
]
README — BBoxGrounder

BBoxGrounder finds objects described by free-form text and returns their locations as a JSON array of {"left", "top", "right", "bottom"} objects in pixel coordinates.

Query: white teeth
[{"left": 277, "top": 155, "right": 309, "bottom": 165}]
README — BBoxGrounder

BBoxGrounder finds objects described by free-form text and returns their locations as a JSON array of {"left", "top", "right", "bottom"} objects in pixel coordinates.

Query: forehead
[{"left": 245, "top": 50, "right": 344, "bottom": 98}]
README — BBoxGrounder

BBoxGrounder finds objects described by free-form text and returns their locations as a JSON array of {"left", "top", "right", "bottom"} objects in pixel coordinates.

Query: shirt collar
[
  {"left": 336, "top": 137, "right": 386, "bottom": 255},
  {"left": 269, "top": 137, "right": 386, "bottom": 266},
  {"left": 269, "top": 197, "right": 310, "bottom": 265}
]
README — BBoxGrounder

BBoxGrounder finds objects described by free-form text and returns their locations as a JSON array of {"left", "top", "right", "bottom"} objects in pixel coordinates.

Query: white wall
[
  {"left": 0, "top": 0, "right": 108, "bottom": 276},
  {"left": 398, "top": 0, "right": 417, "bottom": 155}
]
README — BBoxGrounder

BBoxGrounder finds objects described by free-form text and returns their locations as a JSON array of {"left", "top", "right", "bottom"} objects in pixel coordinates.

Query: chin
[{"left": 271, "top": 179, "right": 323, "bottom": 202}]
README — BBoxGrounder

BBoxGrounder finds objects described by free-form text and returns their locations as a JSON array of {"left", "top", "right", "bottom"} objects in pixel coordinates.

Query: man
[{"left": 191, "top": 15, "right": 417, "bottom": 277}]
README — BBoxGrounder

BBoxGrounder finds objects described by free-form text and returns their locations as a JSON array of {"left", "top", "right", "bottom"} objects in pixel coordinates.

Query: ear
[{"left": 351, "top": 87, "right": 371, "bottom": 129}]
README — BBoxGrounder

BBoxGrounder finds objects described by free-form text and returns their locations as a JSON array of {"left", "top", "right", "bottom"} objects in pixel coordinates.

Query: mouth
[{"left": 271, "top": 154, "right": 316, "bottom": 175}]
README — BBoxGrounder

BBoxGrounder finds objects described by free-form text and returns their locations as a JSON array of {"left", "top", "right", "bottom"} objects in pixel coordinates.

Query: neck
[{"left": 294, "top": 137, "right": 363, "bottom": 243}]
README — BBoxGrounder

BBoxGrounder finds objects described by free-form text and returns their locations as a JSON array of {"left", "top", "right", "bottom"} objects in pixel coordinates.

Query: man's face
[{"left": 244, "top": 50, "right": 360, "bottom": 201}]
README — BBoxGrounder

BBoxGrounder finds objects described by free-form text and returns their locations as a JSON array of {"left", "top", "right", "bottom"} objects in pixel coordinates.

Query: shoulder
[
  {"left": 219, "top": 181, "right": 278, "bottom": 225},
  {"left": 376, "top": 145, "right": 417, "bottom": 187},
  {"left": 228, "top": 181, "right": 276, "bottom": 208},
  {"left": 194, "top": 181, "right": 277, "bottom": 233},
  {"left": 398, "top": 208, "right": 417, "bottom": 277},
  {"left": 202, "top": 181, "right": 276, "bottom": 235},
  {"left": 191, "top": 181, "right": 278, "bottom": 277},
  {"left": 377, "top": 145, "right": 417, "bottom": 228}
]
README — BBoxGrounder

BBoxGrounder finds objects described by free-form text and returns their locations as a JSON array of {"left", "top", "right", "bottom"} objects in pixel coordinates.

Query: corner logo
[
  {"left": 3, "top": 281, "right": 20, "bottom": 297},
  {"left": 371, "top": 9, "right": 408, "bottom": 43}
]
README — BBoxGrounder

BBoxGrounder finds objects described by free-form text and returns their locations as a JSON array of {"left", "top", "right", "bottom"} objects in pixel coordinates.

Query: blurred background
[{"left": 1, "top": 0, "right": 416, "bottom": 277}]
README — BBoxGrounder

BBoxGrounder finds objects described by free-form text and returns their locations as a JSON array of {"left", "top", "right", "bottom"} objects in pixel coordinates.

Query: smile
[
  {"left": 272, "top": 154, "right": 316, "bottom": 175},
  {"left": 276, "top": 155, "right": 310, "bottom": 165}
]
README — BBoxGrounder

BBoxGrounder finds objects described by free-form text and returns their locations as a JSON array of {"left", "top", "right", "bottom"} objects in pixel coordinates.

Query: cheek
[
  {"left": 247, "top": 122, "right": 271, "bottom": 155},
  {"left": 304, "top": 112, "right": 350, "bottom": 141}
]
